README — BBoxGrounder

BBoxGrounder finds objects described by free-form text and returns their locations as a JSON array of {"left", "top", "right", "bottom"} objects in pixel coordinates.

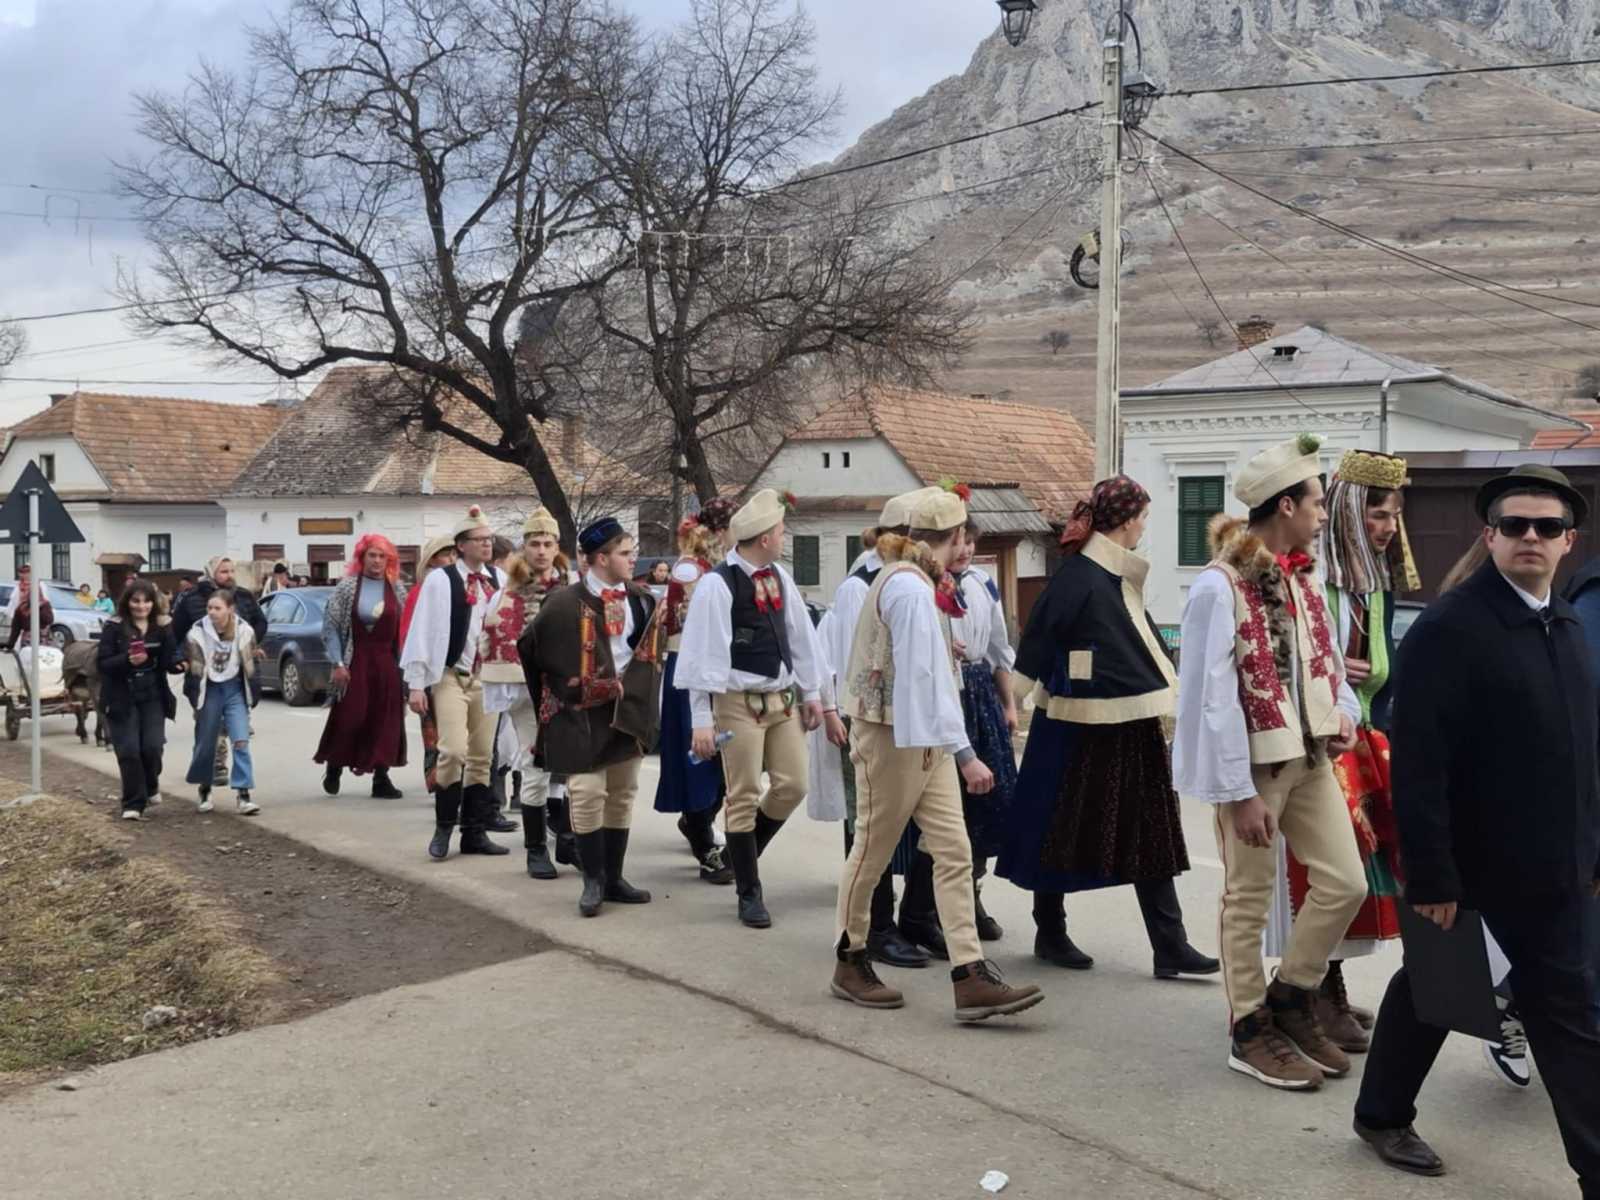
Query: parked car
[
  {"left": 1392, "top": 600, "right": 1425, "bottom": 644},
  {"left": 258, "top": 586, "right": 334, "bottom": 706},
  {"left": 0, "top": 581, "right": 106, "bottom": 648}
]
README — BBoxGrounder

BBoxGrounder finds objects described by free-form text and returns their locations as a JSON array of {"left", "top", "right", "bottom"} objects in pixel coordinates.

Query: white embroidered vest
[{"left": 840, "top": 561, "right": 958, "bottom": 726}]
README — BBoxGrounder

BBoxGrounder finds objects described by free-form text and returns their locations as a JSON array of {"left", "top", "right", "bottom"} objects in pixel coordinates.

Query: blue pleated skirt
[
  {"left": 653, "top": 651, "right": 724, "bottom": 814},
  {"left": 994, "top": 713, "right": 1119, "bottom": 894},
  {"left": 959, "top": 663, "right": 1019, "bottom": 859}
]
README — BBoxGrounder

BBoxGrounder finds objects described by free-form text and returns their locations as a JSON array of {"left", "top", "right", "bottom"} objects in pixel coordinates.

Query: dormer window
[{"left": 1273, "top": 345, "right": 1299, "bottom": 360}]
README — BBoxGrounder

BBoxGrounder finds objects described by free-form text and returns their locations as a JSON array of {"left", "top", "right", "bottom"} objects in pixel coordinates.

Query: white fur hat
[{"left": 1235, "top": 434, "right": 1324, "bottom": 508}]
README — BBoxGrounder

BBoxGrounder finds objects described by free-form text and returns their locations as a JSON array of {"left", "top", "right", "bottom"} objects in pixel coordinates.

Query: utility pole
[{"left": 1094, "top": 23, "right": 1125, "bottom": 481}]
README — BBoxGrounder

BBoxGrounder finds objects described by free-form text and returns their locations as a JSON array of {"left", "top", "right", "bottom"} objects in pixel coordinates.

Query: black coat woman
[{"left": 98, "top": 579, "right": 179, "bottom": 820}]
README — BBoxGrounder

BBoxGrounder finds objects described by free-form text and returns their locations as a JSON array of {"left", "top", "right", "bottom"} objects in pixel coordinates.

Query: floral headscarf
[{"left": 1060, "top": 475, "right": 1151, "bottom": 554}]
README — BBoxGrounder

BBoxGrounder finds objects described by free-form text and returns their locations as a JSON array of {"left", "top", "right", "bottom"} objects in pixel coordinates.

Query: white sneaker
[
  {"left": 711, "top": 826, "right": 727, "bottom": 848},
  {"left": 236, "top": 791, "right": 260, "bottom": 817},
  {"left": 1484, "top": 1011, "right": 1532, "bottom": 1089},
  {"left": 148, "top": 791, "right": 163, "bottom": 806},
  {"left": 197, "top": 790, "right": 214, "bottom": 814},
  {"left": 121, "top": 808, "right": 144, "bottom": 822}
]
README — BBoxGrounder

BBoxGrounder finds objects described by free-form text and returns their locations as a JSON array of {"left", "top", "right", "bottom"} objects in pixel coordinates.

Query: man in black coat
[
  {"left": 1353, "top": 464, "right": 1600, "bottom": 1196},
  {"left": 171, "top": 556, "right": 269, "bottom": 786}
]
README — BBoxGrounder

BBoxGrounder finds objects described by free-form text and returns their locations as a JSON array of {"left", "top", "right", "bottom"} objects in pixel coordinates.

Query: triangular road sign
[{"left": 0, "top": 460, "right": 85, "bottom": 545}]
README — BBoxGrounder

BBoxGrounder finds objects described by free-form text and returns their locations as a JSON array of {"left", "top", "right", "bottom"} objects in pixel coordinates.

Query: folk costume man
[
  {"left": 519, "top": 516, "right": 664, "bottom": 918},
  {"left": 653, "top": 497, "right": 739, "bottom": 886},
  {"left": 400, "top": 505, "right": 510, "bottom": 861},
  {"left": 675, "top": 488, "right": 833, "bottom": 929},
  {"left": 820, "top": 487, "right": 943, "bottom": 968},
  {"left": 480, "top": 506, "right": 573, "bottom": 881},
  {"left": 831, "top": 489, "right": 1045, "bottom": 1023},
  {"left": 1264, "top": 449, "right": 1418, "bottom": 1053},
  {"left": 998, "top": 476, "right": 1215, "bottom": 979},
  {"left": 1173, "top": 435, "right": 1368, "bottom": 1092}
]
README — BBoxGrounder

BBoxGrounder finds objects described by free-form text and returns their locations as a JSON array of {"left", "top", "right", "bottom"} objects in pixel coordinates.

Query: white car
[{"left": 0, "top": 581, "right": 107, "bottom": 648}]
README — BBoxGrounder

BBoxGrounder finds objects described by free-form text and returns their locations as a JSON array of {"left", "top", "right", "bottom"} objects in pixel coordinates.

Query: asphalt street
[{"left": 0, "top": 698, "right": 1577, "bottom": 1199}]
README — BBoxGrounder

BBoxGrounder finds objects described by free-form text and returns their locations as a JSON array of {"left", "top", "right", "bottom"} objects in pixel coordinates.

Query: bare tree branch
[{"left": 0, "top": 320, "right": 24, "bottom": 378}]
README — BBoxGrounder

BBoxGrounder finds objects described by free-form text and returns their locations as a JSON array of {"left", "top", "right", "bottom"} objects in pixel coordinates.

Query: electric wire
[{"left": 1167, "top": 56, "right": 1600, "bottom": 98}]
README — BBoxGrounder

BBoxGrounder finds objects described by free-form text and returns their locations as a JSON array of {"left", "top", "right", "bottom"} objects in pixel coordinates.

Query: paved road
[{"left": 1, "top": 699, "right": 1577, "bottom": 1199}]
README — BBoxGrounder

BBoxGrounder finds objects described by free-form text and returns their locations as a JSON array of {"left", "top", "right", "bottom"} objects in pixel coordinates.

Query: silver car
[{"left": 0, "top": 582, "right": 107, "bottom": 647}]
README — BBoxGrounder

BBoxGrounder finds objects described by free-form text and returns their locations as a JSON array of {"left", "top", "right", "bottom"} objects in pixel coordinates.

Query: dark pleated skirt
[
  {"left": 653, "top": 651, "right": 725, "bottom": 814},
  {"left": 959, "top": 663, "right": 1019, "bottom": 859},
  {"left": 996, "top": 713, "right": 1188, "bottom": 894}
]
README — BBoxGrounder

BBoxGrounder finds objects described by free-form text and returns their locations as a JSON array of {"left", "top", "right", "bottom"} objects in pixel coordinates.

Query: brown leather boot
[
  {"left": 1316, "top": 964, "right": 1371, "bottom": 1053},
  {"left": 1268, "top": 977, "right": 1352, "bottom": 1077},
  {"left": 951, "top": 960, "right": 1044, "bottom": 1023},
  {"left": 831, "top": 947, "right": 905, "bottom": 1010}
]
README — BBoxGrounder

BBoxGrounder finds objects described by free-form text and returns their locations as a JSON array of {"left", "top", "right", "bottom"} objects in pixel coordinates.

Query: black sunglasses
[{"left": 1493, "top": 515, "right": 1571, "bottom": 540}]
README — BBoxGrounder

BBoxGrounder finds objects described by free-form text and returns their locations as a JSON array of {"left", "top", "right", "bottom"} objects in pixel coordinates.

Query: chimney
[
  {"left": 561, "top": 415, "right": 581, "bottom": 467},
  {"left": 49, "top": 393, "right": 70, "bottom": 407},
  {"left": 1235, "top": 316, "right": 1276, "bottom": 351}
]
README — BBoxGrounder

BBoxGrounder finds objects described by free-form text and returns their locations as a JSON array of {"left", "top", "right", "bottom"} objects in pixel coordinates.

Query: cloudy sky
[{"left": 0, "top": 0, "right": 997, "bottom": 424}]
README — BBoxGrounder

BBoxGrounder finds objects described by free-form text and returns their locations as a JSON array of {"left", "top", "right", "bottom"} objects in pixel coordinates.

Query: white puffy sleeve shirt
[
  {"left": 674, "top": 551, "right": 824, "bottom": 727},
  {"left": 1173, "top": 568, "right": 1362, "bottom": 805},
  {"left": 879, "top": 570, "right": 971, "bottom": 755},
  {"left": 951, "top": 568, "right": 1016, "bottom": 672},
  {"left": 400, "top": 567, "right": 453, "bottom": 690}
]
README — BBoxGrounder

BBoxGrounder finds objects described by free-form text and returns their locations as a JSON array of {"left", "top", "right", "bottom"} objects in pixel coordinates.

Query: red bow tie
[
  {"left": 601, "top": 588, "right": 626, "bottom": 603},
  {"left": 1275, "top": 552, "right": 1312, "bottom": 618},
  {"left": 751, "top": 567, "right": 784, "bottom": 614},
  {"left": 599, "top": 587, "right": 627, "bottom": 637},
  {"left": 465, "top": 572, "right": 491, "bottom": 603}
]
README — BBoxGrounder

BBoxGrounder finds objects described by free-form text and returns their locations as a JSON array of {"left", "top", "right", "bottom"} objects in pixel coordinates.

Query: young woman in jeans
[
  {"left": 98, "top": 579, "right": 178, "bottom": 820},
  {"left": 184, "top": 589, "right": 260, "bottom": 815}
]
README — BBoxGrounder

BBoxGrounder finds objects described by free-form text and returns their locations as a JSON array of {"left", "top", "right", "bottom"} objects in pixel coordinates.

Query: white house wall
[
  {"left": 0, "top": 436, "right": 105, "bottom": 493},
  {"left": 2, "top": 502, "right": 225, "bottom": 586},
  {"left": 1123, "top": 382, "right": 1537, "bottom": 628},
  {"left": 761, "top": 439, "right": 922, "bottom": 500}
]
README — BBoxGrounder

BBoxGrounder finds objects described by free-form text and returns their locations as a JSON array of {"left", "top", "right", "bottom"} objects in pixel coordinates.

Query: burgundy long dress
[{"left": 315, "top": 582, "right": 408, "bottom": 773}]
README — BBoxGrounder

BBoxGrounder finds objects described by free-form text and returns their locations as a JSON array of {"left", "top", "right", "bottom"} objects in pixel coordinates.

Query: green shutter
[
  {"left": 793, "top": 535, "right": 820, "bottom": 586},
  {"left": 845, "top": 534, "right": 863, "bottom": 570},
  {"left": 1177, "top": 476, "right": 1225, "bottom": 567}
]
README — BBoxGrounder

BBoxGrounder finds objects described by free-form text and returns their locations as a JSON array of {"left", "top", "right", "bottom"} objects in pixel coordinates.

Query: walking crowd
[{"left": 83, "top": 439, "right": 1599, "bottom": 1197}]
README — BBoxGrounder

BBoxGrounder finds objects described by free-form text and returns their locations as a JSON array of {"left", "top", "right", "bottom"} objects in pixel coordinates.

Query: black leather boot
[
  {"left": 898, "top": 851, "right": 948, "bottom": 960},
  {"left": 867, "top": 868, "right": 929, "bottom": 968},
  {"left": 484, "top": 774, "right": 518, "bottom": 833},
  {"left": 576, "top": 829, "right": 607, "bottom": 917},
  {"left": 371, "top": 768, "right": 402, "bottom": 800},
  {"left": 602, "top": 828, "right": 651, "bottom": 903},
  {"left": 521, "top": 804, "right": 557, "bottom": 880},
  {"left": 1140, "top": 877, "right": 1219, "bottom": 978},
  {"left": 1032, "top": 890, "right": 1093, "bottom": 969},
  {"left": 753, "top": 809, "right": 786, "bottom": 857},
  {"left": 322, "top": 764, "right": 341, "bottom": 796},
  {"left": 459, "top": 785, "right": 510, "bottom": 855},
  {"left": 974, "top": 879, "right": 1003, "bottom": 942},
  {"left": 678, "top": 809, "right": 734, "bottom": 884},
  {"left": 726, "top": 831, "right": 770, "bottom": 928},
  {"left": 428, "top": 823, "right": 454, "bottom": 861},
  {"left": 547, "top": 793, "right": 579, "bottom": 866}
]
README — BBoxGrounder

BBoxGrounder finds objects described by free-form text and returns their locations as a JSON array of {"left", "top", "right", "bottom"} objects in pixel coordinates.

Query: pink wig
[{"left": 347, "top": 533, "right": 401, "bottom": 584}]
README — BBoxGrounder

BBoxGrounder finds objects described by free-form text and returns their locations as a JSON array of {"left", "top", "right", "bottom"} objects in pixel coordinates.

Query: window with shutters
[
  {"left": 147, "top": 534, "right": 172, "bottom": 572},
  {"left": 845, "top": 534, "right": 862, "bottom": 572},
  {"left": 13, "top": 543, "right": 28, "bottom": 573},
  {"left": 51, "top": 543, "right": 70, "bottom": 582},
  {"left": 1177, "top": 476, "right": 1225, "bottom": 566},
  {"left": 792, "top": 535, "right": 820, "bottom": 586}
]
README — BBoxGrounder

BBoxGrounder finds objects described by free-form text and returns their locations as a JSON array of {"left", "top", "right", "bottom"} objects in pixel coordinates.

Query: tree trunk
[
  {"left": 521, "top": 438, "right": 578, "bottom": 550},
  {"left": 683, "top": 434, "right": 719, "bottom": 506}
]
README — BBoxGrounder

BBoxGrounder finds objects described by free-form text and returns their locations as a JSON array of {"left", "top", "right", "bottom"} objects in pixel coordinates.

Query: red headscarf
[
  {"left": 347, "top": 533, "right": 400, "bottom": 584},
  {"left": 1060, "top": 475, "right": 1152, "bottom": 555}
]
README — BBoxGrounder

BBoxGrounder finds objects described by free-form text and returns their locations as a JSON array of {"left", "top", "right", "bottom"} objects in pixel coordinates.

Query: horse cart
[{"left": 0, "top": 643, "right": 98, "bottom": 744}]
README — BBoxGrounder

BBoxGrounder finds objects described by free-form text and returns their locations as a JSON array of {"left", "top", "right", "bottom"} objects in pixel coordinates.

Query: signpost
[{"left": 0, "top": 462, "right": 86, "bottom": 794}]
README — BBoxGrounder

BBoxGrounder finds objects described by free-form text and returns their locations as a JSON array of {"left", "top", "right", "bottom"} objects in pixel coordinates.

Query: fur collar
[{"left": 1207, "top": 514, "right": 1319, "bottom": 591}]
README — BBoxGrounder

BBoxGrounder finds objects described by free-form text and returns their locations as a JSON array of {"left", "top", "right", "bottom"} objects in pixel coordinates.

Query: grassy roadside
[{"left": 0, "top": 792, "right": 281, "bottom": 1087}]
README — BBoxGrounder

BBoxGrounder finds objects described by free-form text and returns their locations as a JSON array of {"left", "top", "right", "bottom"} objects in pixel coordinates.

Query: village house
[
  {"left": 0, "top": 392, "right": 287, "bottom": 593},
  {"left": 225, "top": 366, "right": 658, "bottom": 580},
  {"left": 1121, "top": 322, "right": 1583, "bottom": 628},
  {"left": 751, "top": 385, "right": 1095, "bottom": 628}
]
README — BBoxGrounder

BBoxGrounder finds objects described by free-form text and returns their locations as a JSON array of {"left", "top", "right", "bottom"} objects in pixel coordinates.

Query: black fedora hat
[{"left": 1475, "top": 463, "right": 1589, "bottom": 527}]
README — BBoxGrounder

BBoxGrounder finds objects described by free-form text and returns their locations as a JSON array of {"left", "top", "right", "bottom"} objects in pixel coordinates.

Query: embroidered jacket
[{"left": 480, "top": 570, "right": 568, "bottom": 685}]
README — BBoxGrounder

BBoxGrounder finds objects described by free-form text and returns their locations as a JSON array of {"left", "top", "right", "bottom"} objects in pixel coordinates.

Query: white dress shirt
[
  {"left": 827, "top": 549, "right": 881, "bottom": 681},
  {"left": 1499, "top": 570, "right": 1550, "bottom": 610},
  {"left": 400, "top": 560, "right": 497, "bottom": 689},
  {"left": 1172, "top": 568, "right": 1360, "bottom": 805},
  {"left": 586, "top": 570, "right": 636, "bottom": 676},
  {"left": 950, "top": 567, "right": 1016, "bottom": 671},
  {"left": 675, "top": 549, "right": 824, "bottom": 727},
  {"left": 878, "top": 569, "right": 972, "bottom": 755}
]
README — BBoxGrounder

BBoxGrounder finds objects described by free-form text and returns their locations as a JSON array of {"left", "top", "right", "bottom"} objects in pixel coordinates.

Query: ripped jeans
[{"left": 186, "top": 676, "right": 254, "bottom": 790}]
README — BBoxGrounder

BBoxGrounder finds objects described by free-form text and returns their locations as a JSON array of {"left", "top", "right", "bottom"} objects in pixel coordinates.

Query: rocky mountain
[{"left": 828, "top": 1, "right": 1600, "bottom": 419}]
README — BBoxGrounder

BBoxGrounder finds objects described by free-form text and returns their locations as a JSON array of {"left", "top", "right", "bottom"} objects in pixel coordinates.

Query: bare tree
[
  {"left": 116, "top": 0, "right": 634, "bottom": 545},
  {"left": 1041, "top": 329, "right": 1070, "bottom": 356},
  {"left": 1196, "top": 317, "right": 1223, "bottom": 348},
  {"left": 0, "top": 320, "right": 24, "bottom": 378},
  {"left": 1577, "top": 363, "right": 1600, "bottom": 400},
  {"left": 575, "top": 0, "right": 971, "bottom": 508}
]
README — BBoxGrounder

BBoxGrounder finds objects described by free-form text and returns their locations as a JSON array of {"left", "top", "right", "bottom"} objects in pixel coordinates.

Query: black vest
[
  {"left": 444, "top": 564, "right": 501, "bottom": 668},
  {"left": 715, "top": 563, "right": 792, "bottom": 679},
  {"left": 850, "top": 563, "right": 881, "bottom": 587}
]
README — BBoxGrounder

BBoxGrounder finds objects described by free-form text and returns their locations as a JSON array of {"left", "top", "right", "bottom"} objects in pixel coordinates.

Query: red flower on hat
[
  {"left": 938, "top": 477, "right": 972, "bottom": 502},
  {"left": 781, "top": 491, "right": 799, "bottom": 513},
  {"left": 676, "top": 515, "right": 700, "bottom": 540}
]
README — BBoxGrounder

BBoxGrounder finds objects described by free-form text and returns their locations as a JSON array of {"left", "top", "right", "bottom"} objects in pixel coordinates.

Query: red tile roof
[
  {"left": 4, "top": 393, "right": 287, "bottom": 502},
  {"left": 1532, "top": 409, "right": 1600, "bottom": 449},
  {"left": 788, "top": 385, "right": 1095, "bottom": 523}
]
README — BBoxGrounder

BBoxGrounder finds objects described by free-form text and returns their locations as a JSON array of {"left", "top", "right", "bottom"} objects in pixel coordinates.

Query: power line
[
  {"left": 1168, "top": 56, "right": 1600, "bottom": 98},
  {"left": 1142, "top": 165, "right": 1361, "bottom": 426},
  {"left": 1151, "top": 135, "right": 1600, "bottom": 336},
  {"left": 0, "top": 181, "right": 122, "bottom": 197},
  {"left": 948, "top": 180, "right": 1074, "bottom": 279},
  {"left": 1198, "top": 125, "right": 1600, "bottom": 157},
  {"left": 0, "top": 207, "right": 142, "bottom": 223},
  {"left": 1167, "top": 161, "right": 1600, "bottom": 209},
  {"left": 3, "top": 375, "right": 284, "bottom": 388}
]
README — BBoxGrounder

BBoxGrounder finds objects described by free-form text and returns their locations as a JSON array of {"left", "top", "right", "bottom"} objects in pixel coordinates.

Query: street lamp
[{"left": 995, "top": 0, "right": 1037, "bottom": 48}]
